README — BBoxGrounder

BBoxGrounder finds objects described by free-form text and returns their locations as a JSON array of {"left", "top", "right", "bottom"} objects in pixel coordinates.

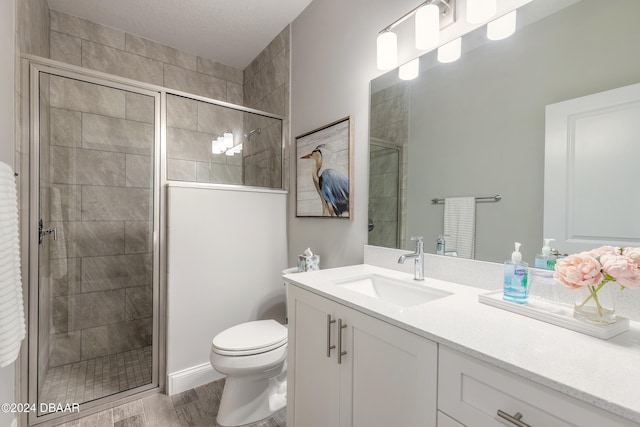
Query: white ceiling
[{"left": 46, "top": 0, "right": 313, "bottom": 70}]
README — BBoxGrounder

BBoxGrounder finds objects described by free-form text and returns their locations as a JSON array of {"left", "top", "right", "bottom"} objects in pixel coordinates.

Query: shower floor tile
[{"left": 41, "top": 346, "right": 153, "bottom": 412}]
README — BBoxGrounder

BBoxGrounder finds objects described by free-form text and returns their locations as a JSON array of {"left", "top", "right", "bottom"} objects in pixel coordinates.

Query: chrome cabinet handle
[
  {"left": 497, "top": 410, "right": 532, "bottom": 427},
  {"left": 337, "top": 319, "right": 347, "bottom": 364},
  {"left": 326, "top": 315, "right": 336, "bottom": 357}
]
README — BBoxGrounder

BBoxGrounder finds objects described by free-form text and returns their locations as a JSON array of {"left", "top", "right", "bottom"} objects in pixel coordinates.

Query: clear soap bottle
[
  {"left": 534, "top": 238, "right": 557, "bottom": 270},
  {"left": 436, "top": 234, "right": 446, "bottom": 255},
  {"left": 503, "top": 242, "right": 529, "bottom": 304}
]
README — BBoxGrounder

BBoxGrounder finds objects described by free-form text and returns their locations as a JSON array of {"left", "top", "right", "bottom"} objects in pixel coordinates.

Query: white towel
[
  {"left": 444, "top": 197, "right": 476, "bottom": 260},
  {"left": 0, "top": 161, "right": 25, "bottom": 367}
]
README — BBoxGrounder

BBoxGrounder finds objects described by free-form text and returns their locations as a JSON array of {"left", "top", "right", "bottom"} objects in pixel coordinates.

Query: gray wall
[{"left": 407, "top": 0, "right": 640, "bottom": 263}]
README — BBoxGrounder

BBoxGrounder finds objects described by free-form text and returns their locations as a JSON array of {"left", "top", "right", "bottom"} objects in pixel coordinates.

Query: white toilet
[{"left": 210, "top": 319, "right": 288, "bottom": 426}]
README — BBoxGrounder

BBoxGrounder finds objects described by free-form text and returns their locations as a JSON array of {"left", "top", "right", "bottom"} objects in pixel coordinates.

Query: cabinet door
[
  {"left": 287, "top": 285, "right": 341, "bottom": 427},
  {"left": 344, "top": 306, "right": 438, "bottom": 427}
]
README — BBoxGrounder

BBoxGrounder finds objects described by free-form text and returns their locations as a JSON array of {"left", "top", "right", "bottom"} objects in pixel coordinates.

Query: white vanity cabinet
[
  {"left": 438, "top": 346, "right": 636, "bottom": 427},
  {"left": 286, "top": 284, "right": 438, "bottom": 427}
]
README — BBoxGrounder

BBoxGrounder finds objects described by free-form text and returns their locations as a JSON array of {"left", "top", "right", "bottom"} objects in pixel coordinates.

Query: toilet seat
[{"left": 212, "top": 319, "right": 287, "bottom": 356}]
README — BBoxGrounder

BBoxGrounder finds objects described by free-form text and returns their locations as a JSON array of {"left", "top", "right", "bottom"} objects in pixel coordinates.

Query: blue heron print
[{"left": 300, "top": 144, "right": 349, "bottom": 217}]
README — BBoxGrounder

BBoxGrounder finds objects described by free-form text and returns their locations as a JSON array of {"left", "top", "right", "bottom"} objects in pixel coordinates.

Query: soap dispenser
[
  {"left": 503, "top": 242, "right": 529, "bottom": 304},
  {"left": 436, "top": 234, "right": 446, "bottom": 255},
  {"left": 534, "top": 238, "right": 557, "bottom": 270}
]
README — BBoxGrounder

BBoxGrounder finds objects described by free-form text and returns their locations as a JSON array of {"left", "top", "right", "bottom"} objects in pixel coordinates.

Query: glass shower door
[{"left": 33, "top": 70, "right": 158, "bottom": 419}]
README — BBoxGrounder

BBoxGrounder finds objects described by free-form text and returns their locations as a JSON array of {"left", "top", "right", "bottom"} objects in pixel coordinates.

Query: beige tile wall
[
  {"left": 49, "top": 10, "right": 244, "bottom": 105},
  {"left": 243, "top": 26, "right": 290, "bottom": 189},
  {"left": 166, "top": 95, "right": 243, "bottom": 184}
]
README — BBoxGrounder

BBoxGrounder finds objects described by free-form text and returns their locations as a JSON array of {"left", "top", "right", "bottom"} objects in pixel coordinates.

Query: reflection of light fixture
[
  {"left": 212, "top": 131, "right": 242, "bottom": 156},
  {"left": 415, "top": 3, "right": 440, "bottom": 50},
  {"left": 376, "top": 0, "right": 455, "bottom": 71},
  {"left": 487, "top": 10, "right": 517, "bottom": 40},
  {"left": 437, "top": 37, "right": 461, "bottom": 63},
  {"left": 466, "top": 0, "right": 497, "bottom": 24},
  {"left": 376, "top": 31, "right": 398, "bottom": 70},
  {"left": 223, "top": 130, "right": 234, "bottom": 148},
  {"left": 399, "top": 58, "right": 419, "bottom": 80}
]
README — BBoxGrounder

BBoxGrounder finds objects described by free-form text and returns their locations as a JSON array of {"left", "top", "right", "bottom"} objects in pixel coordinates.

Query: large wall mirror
[{"left": 368, "top": 0, "right": 640, "bottom": 264}]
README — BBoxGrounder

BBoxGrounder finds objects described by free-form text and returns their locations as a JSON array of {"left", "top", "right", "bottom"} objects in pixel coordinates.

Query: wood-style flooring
[{"left": 53, "top": 378, "right": 286, "bottom": 427}]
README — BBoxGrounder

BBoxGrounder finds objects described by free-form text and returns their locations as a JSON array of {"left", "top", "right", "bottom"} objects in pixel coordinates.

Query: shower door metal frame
[{"left": 24, "top": 58, "right": 164, "bottom": 427}]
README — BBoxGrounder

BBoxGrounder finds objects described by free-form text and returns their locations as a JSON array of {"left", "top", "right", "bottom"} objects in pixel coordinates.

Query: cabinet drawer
[
  {"left": 437, "top": 411, "right": 464, "bottom": 427},
  {"left": 438, "top": 347, "right": 634, "bottom": 427}
]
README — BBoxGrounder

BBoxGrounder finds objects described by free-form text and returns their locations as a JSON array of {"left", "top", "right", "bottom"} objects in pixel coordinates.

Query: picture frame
[{"left": 296, "top": 116, "right": 353, "bottom": 219}]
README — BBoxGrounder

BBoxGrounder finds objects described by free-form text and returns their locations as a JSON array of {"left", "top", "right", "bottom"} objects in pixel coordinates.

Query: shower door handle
[{"left": 39, "top": 219, "right": 57, "bottom": 244}]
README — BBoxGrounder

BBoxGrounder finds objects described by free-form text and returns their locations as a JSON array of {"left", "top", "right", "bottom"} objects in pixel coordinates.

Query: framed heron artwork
[{"left": 296, "top": 116, "right": 353, "bottom": 218}]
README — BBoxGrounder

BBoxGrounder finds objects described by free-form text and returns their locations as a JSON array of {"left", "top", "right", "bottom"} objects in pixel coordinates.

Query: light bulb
[
  {"left": 376, "top": 31, "right": 398, "bottom": 70},
  {"left": 399, "top": 58, "right": 419, "bottom": 80},
  {"left": 415, "top": 3, "right": 440, "bottom": 51},
  {"left": 487, "top": 10, "right": 517, "bottom": 41},
  {"left": 466, "top": 0, "right": 497, "bottom": 24},
  {"left": 437, "top": 37, "right": 461, "bottom": 63}
]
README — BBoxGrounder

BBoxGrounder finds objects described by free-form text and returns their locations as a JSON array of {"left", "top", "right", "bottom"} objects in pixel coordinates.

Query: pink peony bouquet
[
  {"left": 554, "top": 246, "right": 640, "bottom": 321},
  {"left": 554, "top": 246, "right": 640, "bottom": 290}
]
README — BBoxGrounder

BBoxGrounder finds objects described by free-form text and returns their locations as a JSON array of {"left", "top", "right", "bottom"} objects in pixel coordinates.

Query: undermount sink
[{"left": 333, "top": 274, "right": 452, "bottom": 308}]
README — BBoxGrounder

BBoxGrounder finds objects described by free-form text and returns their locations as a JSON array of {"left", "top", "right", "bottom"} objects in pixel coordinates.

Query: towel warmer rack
[{"left": 431, "top": 194, "right": 502, "bottom": 204}]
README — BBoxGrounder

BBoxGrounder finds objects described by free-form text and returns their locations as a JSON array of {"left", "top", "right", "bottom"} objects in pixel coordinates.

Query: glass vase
[{"left": 573, "top": 282, "right": 617, "bottom": 325}]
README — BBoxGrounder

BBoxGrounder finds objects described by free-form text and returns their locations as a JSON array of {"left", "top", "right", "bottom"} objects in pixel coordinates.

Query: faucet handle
[{"left": 410, "top": 236, "right": 424, "bottom": 242}]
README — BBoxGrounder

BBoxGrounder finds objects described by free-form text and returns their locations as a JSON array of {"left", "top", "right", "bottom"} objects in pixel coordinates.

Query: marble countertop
[{"left": 284, "top": 264, "right": 640, "bottom": 424}]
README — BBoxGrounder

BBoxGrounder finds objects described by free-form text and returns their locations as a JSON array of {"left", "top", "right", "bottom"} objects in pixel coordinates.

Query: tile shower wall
[
  {"left": 243, "top": 26, "right": 290, "bottom": 189},
  {"left": 369, "top": 83, "right": 409, "bottom": 249},
  {"left": 47, "top": 75, "right": 154, "bottom": 367},
  {"left": 48, "top": 9, "right": 244, "bottom": 105},
  {"left": 166, "top": 95, "right": 243, "bottom": 184}
]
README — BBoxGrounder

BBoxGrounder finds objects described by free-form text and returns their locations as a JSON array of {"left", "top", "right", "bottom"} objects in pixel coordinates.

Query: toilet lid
[{"left": 212, "top": 319, "right": 287, "bottom": 354}]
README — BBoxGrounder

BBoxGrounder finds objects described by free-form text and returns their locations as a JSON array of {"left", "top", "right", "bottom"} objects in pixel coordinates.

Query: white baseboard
[{"left": 167, "top": 362, "right": 224, "bottom": 395}]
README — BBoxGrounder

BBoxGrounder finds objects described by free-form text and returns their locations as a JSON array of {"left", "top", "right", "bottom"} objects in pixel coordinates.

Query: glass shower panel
[
  {"left": 166, "top": 94, "right": 283, "bottom": 188},
  {"left": 37, "top": 73, "right": 155, "bottom": 415}
]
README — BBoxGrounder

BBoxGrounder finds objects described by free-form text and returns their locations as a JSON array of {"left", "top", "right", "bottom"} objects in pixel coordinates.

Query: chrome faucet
[{"left": 398, "top": 236, "right": 424, "bottom": 281}]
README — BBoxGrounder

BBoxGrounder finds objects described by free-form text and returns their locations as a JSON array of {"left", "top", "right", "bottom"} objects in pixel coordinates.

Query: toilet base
[{"left": 216, "top": 362, "right": 287, "bottom": 427}]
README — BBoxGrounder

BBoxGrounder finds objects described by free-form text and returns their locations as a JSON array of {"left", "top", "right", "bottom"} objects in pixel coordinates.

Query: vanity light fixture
[
  {"left": 437, "top": 37, "right": 461, "bottom": 63},
  {"left": 487, "top": 10, "right": 517, "bottom": 40},
  {"left": 466, "top": 0, "right": 497, "bottom": 24},
  {"left": 376, "top": 31, "right": 398, "bottom": 70},
  {"left": 376, "top": 0, "right": 455, "bottom": 71},
  {"left": 415, "top": 3, "right": 440, "bottom": 50},
  {"left": 399, "top": 58, "right": 420, "bottom": 80}
]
